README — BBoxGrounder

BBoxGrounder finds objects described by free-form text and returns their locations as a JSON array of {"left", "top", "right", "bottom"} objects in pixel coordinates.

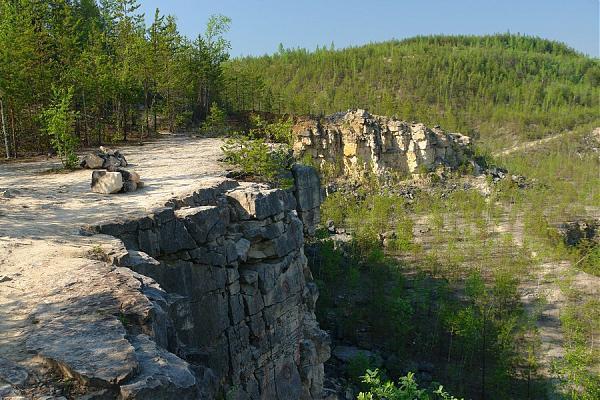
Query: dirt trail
[
  {"left": 493, "top": 131, "right": 571, "bottom": 157},
  {"left": 0, "top": 135, "right": 225, "bottom": 239}
]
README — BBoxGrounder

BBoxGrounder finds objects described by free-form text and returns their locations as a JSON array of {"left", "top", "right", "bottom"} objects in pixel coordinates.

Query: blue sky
[{"left": 139, "top": 0, "right": 599, "bottom": 57}]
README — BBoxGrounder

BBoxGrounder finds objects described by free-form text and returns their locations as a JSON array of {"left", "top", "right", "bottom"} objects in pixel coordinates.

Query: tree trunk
[
  {"left": 167, "top": 89, "right": 174, "bottom": 132},
  {"left": 481, "top": 311, "right": 487, "bottom": 400},
  {"left": 123, "top": 105, "right": 128, "bottom": 142},
  {"left": 96, "top": 115, "right": 101, "bottom": 146},
  {"left": 0, "top": 98, "right": 9, "bottom": 159},
  {"left": 9, "top": 106, "right": 16, "bottom": 157},
  {"left": 141, "top": 86, "right": 148, "bottom": 145},
  {"left": 153, "top": 95, "right": 157, "bottom": 133},
  {"left": 82, "top": 91, "right": 89, "bottom": 146}
]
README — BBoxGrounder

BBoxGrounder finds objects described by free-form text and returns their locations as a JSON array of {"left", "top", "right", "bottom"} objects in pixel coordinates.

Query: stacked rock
[
  {"left": 93, "top": 178, "right": 330, "bottom": 399},
  {"left": 82, "top": 147, "right": 143, "bottom": 194},
  {"left": 80, "top": 146, "right": 128, "bottom": 169}
]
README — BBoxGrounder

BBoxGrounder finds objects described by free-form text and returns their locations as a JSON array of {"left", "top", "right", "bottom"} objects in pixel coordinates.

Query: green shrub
[
  {"left": 357, "top": 369, "right": 462, "bottom": 400},
  {"left": 321, "top": 191, "right": 351, "bottom": 227},
  {"left": 42, "top": 85, "right": 79, "bottom": 169},
  {"left": 221, "top": 136, "right": 292, "bottom": 187},
  {"left": 201, "top": 102, "right": 228, "bottom": 135},
  {"left": 248, "top": 113, "right": 293, "bottom": 144},
  {"left": 579, "top": 244, "right": 600, "bottom": 276},
  {"left": 347, "top": 353, "right": 379, "bottom": 389}
]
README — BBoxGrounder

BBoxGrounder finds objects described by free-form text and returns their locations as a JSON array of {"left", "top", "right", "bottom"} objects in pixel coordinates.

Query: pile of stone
[
  {"left": 79, "top": 147, "right": 144, "bottom": 194},
  {"left": 80, "top": 146, "right": 128, "bottom": 170},
  {"left": 91, "top": 168, "right": 143, "bottom": 194}
]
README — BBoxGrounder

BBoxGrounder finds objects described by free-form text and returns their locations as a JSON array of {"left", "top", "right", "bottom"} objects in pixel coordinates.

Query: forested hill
[{"left": 223, "top": 34, "right": 600, "bottom": 148}]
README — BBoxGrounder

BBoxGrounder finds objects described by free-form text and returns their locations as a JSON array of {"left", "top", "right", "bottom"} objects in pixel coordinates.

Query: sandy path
[{"left": 0, "top": 135, "right": 226, "bottom": 239}]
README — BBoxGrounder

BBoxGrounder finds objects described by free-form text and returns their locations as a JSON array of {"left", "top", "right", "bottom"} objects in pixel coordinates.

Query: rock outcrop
[
  {"left": 84, "top": 174, "right": 329, "bottom": 399},
  {"left": 293, "top": 109, "right": 472, "bottom": 178},
  {"left": 292, "top": 165, "right": 322, "bottom": 236}
]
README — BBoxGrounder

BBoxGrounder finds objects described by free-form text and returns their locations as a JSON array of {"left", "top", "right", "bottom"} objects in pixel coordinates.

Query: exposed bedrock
[
  {"left": 83, "top": 171, "right": 329, "bottom": 399},
  {"left": 293, "top": 109, "right": 472, "bottom": 177}
]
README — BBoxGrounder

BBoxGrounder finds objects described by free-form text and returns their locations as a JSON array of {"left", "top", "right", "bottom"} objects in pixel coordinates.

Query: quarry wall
[
  {"left": 293, "top": 109, "right": 472, "bottom": 177},
  {"left": 86, "top": 168, "right": 329, "bottom": 399}
]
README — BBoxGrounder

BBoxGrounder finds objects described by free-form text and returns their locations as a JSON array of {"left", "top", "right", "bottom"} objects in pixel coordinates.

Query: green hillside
[{"left": 223, "top": 34, "right": 600, "bottom": 149}]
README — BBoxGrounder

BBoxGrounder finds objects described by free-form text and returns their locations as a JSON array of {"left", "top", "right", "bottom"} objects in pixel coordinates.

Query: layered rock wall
[
  {"left": 293, "top": 109, "right": 472, "bottom": 178},
  {"left": 93, "top": 175, "right": 329, "bottom": 399}
]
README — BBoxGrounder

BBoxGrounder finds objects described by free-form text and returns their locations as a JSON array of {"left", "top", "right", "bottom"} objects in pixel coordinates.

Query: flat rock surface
[
  {"left": 0, "top": 135, "right": 225, "bottom": 396},
  {"left": 0, "top": 135, "right": 225, "bottom": 239}
]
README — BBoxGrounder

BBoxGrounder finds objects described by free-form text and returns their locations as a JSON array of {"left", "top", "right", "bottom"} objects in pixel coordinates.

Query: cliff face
[
  {"left": 293, "top": 110, "right": 472, "bottom": 178},
  {"left": 90, "top": 172, "right": 329, "bottom": 399}
]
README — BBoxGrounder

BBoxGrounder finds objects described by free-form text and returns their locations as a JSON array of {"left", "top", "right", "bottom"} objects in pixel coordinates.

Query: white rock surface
[{"left": 91, "top": 171, "right": 123, "bottom": 194}]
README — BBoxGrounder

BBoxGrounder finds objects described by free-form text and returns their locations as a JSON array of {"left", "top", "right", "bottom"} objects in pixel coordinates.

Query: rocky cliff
[
  {"left": 85, "top": 171, "right": 330, "bottom": 399},
  {"left": 293, "top": 110, "right": 472, "bottom": 178},
  {"left": 15, "top": 167, "right": 329, "bottom": 399}
]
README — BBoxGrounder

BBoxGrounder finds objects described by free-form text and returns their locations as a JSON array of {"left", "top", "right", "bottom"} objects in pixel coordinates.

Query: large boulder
[
  {"left": 118, "top": 168, "right": 143, "bottom": 193},
  {"left": 90, "top": 169, "right": 142, "bottom": 194},
  {"left": 91, "top": 171, "right": 124, "bottom": 194}
]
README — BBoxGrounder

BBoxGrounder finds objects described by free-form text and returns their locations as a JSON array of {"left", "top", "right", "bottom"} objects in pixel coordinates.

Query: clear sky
[{"left": 139, "top": 0, "right": 599, "bottom": 57}]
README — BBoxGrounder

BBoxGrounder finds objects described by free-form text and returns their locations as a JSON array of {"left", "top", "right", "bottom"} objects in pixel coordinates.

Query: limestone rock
[
  {"left": 26, "top": 315, "right": 138, "bottom": 386},
  {"left": 292, "top": 165, "right": 322, "bottom": 236},
  {"left": 119, "top": 335, "right": 198, "bottom": 400},
  {"left": 560, "top": 219, "right": 599, "bottom": 246},
  {"left": 80, "top": 147, "right": 127, "bottom": 169},
  {"left": 0, "top": 358, "right": 29, "bottom": 386},
  {"left": 80, "top": 153, "right": 104, "bottom": 169},
  {"left": 89, "top": 177, "right": 329, "bottom": 399},
  {"left": 91, "top": 171, "right": 123, "bottom": 194},
  {"left": 226, "top": 186, "right": 285, "bottom": 220},
  {"left": 332, "top": 346, "right": 382, "bottom": 367},
  {"left": 292, "top": 109, "right": 472, "bottom": 178}
]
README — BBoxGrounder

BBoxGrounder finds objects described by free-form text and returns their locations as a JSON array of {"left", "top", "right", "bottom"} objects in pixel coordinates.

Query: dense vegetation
[
  {"left": 311, "top": 123, "right": 599, "bottom": 399},
  {"left": 0, "top": 0, "right": 231, "bottom": 157},
  {"left": 224, "top": 35, "right": 600, "bottom": 149}
]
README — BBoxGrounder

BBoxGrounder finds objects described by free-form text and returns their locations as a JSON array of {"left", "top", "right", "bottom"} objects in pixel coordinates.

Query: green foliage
[
  {"left": 221, "top": 136, "right": 292, "bottom": 187},
  {"left": 224, "top": 34, "right": 599, "bottom": 149},
  {"left": 248, "top": 114, "right": 293, "bottom": 144},
  {"left": 42, "top": 86, "right": 79, "bottom": 168},
  {"left": 357, "top": 369, "right": 462, "bottom": 400},
  {"left": 554, "top": 298, "right": 600, "bottom": 399},
  {"left": 201, "top": 102, "right": 228, "bottom": 134},
  {"left": 578, "top": 244, "right": 600, "bottom": 276},
  {"left": 0, "top": 2, "right": 232, "bottom": 156},
  {"left": 347, "top": 354, "right": 380, "bottom": 389}
]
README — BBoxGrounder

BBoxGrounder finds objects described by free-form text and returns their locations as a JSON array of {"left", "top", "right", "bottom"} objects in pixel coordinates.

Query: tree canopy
[
  {"left": 0, "top": 0, "right": 231, "bottom": 157},
  {"left": 222, "top": 34, "right": 600, "bottom": 149}
]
